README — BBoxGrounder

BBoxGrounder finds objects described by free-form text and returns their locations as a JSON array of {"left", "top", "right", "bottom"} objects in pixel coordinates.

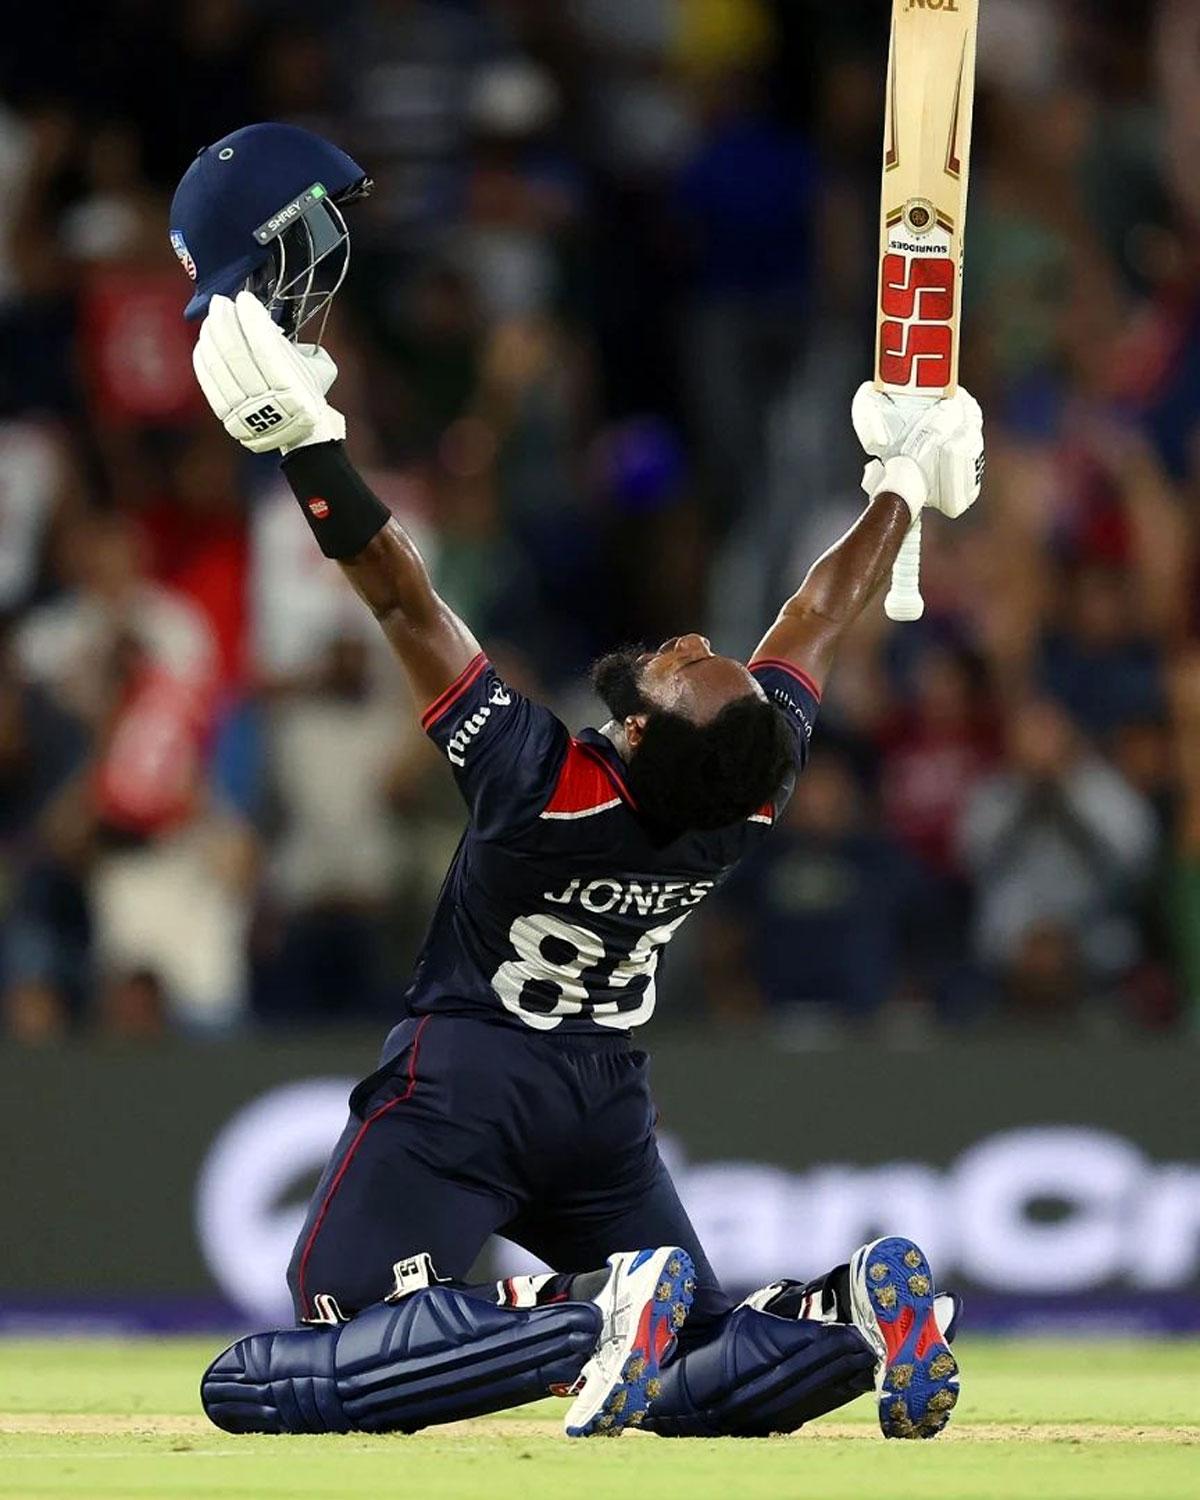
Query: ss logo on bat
[{"left": 877, "top": 254, "right": 956, "bottom": 389}]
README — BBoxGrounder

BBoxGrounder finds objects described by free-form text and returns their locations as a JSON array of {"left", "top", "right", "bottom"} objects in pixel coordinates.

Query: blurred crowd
[{"left": 1, "top": 0, "right": 1198, "bottom": 1044}]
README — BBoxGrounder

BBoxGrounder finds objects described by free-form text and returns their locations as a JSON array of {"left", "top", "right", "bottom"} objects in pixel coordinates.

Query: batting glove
[
  {"left": 192, "top": 291, "right": 346, "bottom": 455},
  {"left": 852, "top": 383, "right": 984, "bottom": 520}
]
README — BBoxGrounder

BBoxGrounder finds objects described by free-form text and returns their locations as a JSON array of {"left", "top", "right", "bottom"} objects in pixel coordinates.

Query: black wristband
[{"left": 281, "top": 441, "right": 391, "bottom": 560}]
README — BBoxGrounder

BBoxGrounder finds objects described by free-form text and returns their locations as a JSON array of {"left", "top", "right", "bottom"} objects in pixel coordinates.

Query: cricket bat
[{"left": 876, "top": 0, "right": 979, "bottom": 622}]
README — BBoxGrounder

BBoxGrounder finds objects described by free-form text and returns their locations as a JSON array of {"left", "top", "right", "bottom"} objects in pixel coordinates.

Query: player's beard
[{"left": 590, "top": 647, "right": 649, "bottom": 723}]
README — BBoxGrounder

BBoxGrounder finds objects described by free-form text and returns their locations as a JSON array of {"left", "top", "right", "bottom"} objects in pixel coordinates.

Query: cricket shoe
[
  {"left": 563, "top": 1247, "right": 695, "bottom": 1438},
  {"left": 848, "top": 1237, "right": 960, "bottom": 1439},
  {"left": 742, "top": 1272, "right": 962, "bottom": 1345}
]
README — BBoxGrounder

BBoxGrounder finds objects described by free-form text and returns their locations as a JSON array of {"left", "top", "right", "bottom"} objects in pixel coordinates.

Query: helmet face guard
[{"left": 247, "top": 177, "right": 372, "bottom": 343}]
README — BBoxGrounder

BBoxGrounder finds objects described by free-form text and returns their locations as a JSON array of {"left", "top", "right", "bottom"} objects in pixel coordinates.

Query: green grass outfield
[{"left": 1, "top": 1336, "right": 1197, "bottom": 1499}]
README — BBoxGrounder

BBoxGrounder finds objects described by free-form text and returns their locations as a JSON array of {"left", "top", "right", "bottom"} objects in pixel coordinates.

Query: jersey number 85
[{"left": 492, "top": 911, "right": 689, "bottom": 1031}]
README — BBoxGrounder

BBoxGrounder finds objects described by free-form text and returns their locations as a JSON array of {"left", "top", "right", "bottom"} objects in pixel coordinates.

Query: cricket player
[{"left": 172, "top": 125, "right": 982, "bottom": 1441}]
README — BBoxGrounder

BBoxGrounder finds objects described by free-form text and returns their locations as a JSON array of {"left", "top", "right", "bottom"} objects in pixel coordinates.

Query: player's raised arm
[
  {"left": 752, "top": 388, "right": 984, "bottom": 693},
  {"left": 193, "top": 291, "right": 480, "bottom": 710},
  {"left": 283, "top": 446, "right": 481, "bottom": 708}
]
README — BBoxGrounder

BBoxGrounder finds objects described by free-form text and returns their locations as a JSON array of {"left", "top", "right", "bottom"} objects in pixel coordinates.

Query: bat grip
[{"left": 884, "top": 513, "right": 924, "bottom": 622}]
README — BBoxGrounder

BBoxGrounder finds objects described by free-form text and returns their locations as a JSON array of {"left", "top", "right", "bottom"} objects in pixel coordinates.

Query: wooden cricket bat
[{"left": 876, "top": 0, "right": 979, "bottom": 622}]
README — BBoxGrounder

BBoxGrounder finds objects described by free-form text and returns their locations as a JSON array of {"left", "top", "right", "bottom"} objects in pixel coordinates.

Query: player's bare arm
[
  {"left": 751, "top": 489, "right": 912, "bottom": 694},
  {"left": 334, "top": 520, "right": 480, "bottom": 707},
  {"left": 191, "top": 288, "right": 479, "bottom": 710},
  {"left": 753, "top": 389, "right": 984, "bottom": 693},
  {"left": 280, "top": 436, "right": 481, "bottom": 708}
]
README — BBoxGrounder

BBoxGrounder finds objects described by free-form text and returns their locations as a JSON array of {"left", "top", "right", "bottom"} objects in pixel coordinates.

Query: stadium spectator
[
  {"left": 1037, "top": 559, "right": 1166, "bottom": 743},
  {"left": 703, "top": 751, "right": 919, "bottom": 1033},
  {"left": 0, "top": 418, "right": 78, "bottom": 613},
  {"left": 255, "top": 634, "right": 416, "bottom": 1023},
  {"left": 0, "top": 628, "right": 90, "bottom": 1035},
  {"left": 877, "top": 643, "right": 1001, "bottom": 879},
  {"left": 12, "top": 511, "right": 215, "bottom": 725},
  {"left": 958, "top": 697, "right": 1159, "bottom": 1016}
]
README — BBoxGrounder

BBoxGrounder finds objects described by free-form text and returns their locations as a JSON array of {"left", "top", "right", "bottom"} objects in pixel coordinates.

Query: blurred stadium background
[{"left": 1, "top": 0, "right": 1198, "bottom": 1340}]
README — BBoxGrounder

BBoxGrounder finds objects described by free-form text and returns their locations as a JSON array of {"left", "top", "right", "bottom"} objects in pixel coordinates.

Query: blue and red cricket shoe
[
  {"left": 563, "top": 1247, "right": 695, "bottom": 1438},
  {"left": 849, "top": 1236, "right": 961, "bottom": 1439}
]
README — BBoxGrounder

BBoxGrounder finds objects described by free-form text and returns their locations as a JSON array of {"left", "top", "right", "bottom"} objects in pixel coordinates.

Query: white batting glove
[
  {"left": 852, "top": 383, "right": 915, "bottom": 458},
  {"left": 192, "top": 291, "right": 346, "bottom": 455},
  {"left": 853, "top": 383, "right": 984, "bottom": 520}
]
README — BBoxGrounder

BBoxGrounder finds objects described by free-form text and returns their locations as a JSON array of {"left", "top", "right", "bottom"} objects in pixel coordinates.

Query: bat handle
[{"left": 884, "top": 512, "right": 924, "bottom": 622}]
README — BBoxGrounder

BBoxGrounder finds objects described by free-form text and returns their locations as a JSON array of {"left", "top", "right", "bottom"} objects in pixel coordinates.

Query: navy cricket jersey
[{"left": 406, "top": 654, "right": 820, "bottom": 1034}]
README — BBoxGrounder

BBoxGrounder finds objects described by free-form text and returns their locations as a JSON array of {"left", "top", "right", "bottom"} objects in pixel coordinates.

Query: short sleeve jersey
[{"left": 408, "top": 653, "right": 819, "bottom": 1034}]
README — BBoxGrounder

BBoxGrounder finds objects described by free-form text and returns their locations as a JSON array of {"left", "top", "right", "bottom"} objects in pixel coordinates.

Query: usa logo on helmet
[{"left": 170, "top": 230, "right": 197, "bottom": 281}]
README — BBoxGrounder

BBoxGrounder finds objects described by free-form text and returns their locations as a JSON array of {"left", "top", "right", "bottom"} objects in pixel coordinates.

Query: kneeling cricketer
[{"left": 170, "top": 123, "right": 981, "bottom": 1441}]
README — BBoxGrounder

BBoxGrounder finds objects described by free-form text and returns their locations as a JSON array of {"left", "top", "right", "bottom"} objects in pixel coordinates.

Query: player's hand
[
  {"left": 192, "top": 290, "right": 346, "bottom": 455},
  {"left": 852, "top": 383, "right": 916, "bottom": 458},
  {"left": 853, "top": 384, "right": 984, "bottom": 520}
]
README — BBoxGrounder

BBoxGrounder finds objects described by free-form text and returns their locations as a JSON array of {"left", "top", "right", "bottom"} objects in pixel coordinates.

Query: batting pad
[
  {"left": 644, "top": 1306, "right": 876, "bottom": 1438},
  {"left": 202, "top": 1287, "right": 601, "bottom": 1434}
]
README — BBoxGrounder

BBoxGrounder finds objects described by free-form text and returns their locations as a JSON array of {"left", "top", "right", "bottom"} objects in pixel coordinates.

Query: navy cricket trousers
[{"left": 287, "top": 1015, "right": 728, "bottom": 1333}]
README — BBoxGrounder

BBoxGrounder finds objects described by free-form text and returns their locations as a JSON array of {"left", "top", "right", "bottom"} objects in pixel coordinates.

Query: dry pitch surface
[{"left": 1, "top": 1336, "right": 1197, "bottom": 1499}]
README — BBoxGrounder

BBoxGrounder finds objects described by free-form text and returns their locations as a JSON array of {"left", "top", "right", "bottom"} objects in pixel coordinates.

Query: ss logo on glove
[{"left": 244, "top": 404, "right": 284, "bottom": 434}]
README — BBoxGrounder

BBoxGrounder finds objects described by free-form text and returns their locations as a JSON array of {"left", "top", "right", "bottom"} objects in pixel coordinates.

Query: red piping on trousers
[{"left": 295, "top": 1015, "right": 432, "bottom": 1317}]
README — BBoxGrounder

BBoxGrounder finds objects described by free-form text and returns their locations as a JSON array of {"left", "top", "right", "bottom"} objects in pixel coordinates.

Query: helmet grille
[{"left": 245, "top": 181, "right": 371, "bottom": 343}]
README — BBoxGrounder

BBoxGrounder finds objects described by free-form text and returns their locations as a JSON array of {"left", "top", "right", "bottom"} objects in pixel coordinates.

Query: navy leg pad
[
  {"left": 644, "top": 1307, "right": 877, "bottom": 1438},
  {"left": 202, "top": 1288, "right": 602, "bottom": 1434}
]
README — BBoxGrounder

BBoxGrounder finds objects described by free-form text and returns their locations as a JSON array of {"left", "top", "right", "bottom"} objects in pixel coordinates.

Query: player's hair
[
  {"left": 626, "top": 697, "right": 795, "bottom": 832},
  {"left": 591, "top": 646, "right": 794, "bottom": 831}
]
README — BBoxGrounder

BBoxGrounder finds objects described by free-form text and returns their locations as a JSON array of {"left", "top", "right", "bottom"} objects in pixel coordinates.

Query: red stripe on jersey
[
  {"left": 421, "top": 653, "right": 488, "bottom": 730},
  {"left": 541, "top": 738, "right": 633, "bottom": 819},
  {"left": 575, "top": 739, "right": 638, "bottom": 808},
  {"left": 747, "top": 656, "right": 823, "bottom": 703}
]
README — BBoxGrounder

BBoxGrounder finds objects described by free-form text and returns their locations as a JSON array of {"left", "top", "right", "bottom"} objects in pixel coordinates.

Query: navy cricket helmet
[{"left": 169, "top": 122, "right": 371, "bottom": 340}]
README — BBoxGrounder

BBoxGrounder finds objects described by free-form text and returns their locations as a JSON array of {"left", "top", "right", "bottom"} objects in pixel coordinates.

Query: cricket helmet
[{"left": 169, "top": 122, "right": 371, "bottom": 340}]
